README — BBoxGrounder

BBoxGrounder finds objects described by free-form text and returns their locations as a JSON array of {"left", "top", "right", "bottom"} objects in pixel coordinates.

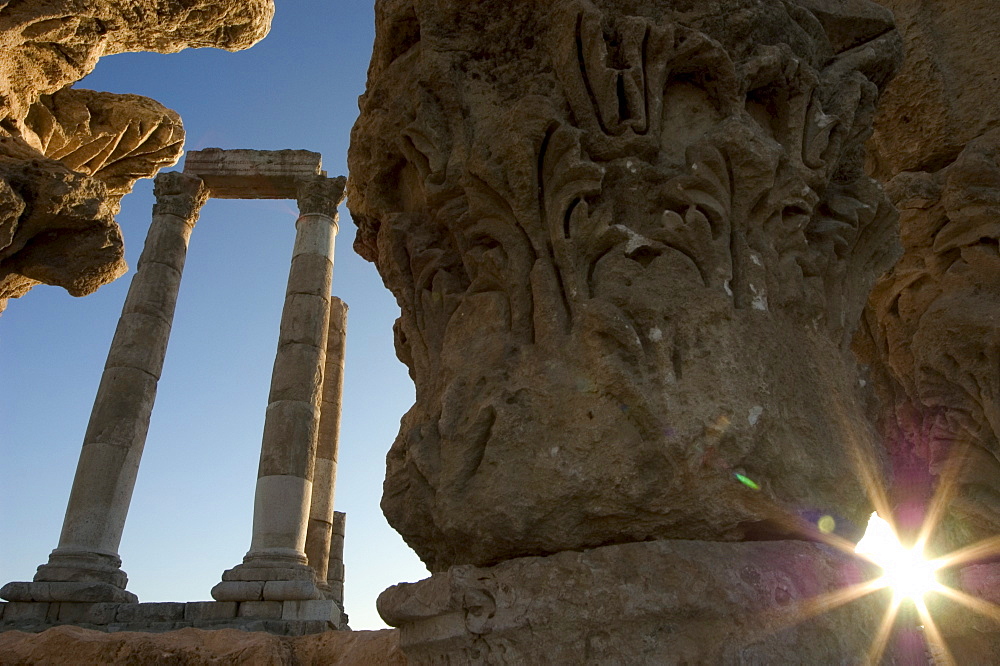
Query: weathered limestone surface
[
  {"left": 378, "top": 539, "right": 887, "bottom": 664},
  {"left": 0, "top": 625, "right": 405, "bottom": 665},
  {"left": 184, "top": 148, "right": 323, "bottom": 199},
  {"left": 0, "top": 0, "right": 275, "bottom": 311},
  {"left": 349, "top": 0, "right": 903, "bottom": 571},
  {"left": 858, "top": 0, "right": 1000, "bottom": 557},
  {"left": 867, "top": 0, "right": 1000, "bottom": 182}
]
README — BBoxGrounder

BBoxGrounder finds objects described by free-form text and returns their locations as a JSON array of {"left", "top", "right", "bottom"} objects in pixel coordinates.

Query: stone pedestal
[{"left": 378, "top": 539, "right": 889, "bottom": 664}]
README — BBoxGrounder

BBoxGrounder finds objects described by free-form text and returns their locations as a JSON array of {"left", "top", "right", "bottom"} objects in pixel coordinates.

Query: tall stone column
[
  {"left": 2, "top": 172, "right": 208, "bottom": 604},
  {"left": 304, "top": 297, "right": 348, "bottom": 598},
  {"left": 213, "top": 175, "right": 346, "bottom": 603}
]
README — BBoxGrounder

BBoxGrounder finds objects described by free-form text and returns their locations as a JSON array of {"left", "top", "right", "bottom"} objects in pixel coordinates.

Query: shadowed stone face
[
  {"left": 349, "top": 0, "right": 902, "bottom": 570},
  {"left": 860, "top": 130, "right": 1000, "bottom": 555}
]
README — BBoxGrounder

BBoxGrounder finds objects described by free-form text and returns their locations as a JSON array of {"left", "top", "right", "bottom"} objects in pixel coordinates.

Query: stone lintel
[{"left": 183, "top": 148, "right": 323, "bottom": 199}]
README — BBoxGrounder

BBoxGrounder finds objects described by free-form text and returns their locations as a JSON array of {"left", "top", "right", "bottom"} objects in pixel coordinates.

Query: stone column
[
  {"left": 327, "top": 511, "right": 347, "bottom": 607},
  {"left": 213, "top": 175, "right": 346, "bottom": 603},
  {"left": 304, "top": 297, "right": 347, "bottom": 597},
  {"left": 1, "top": 172, "right": 207, "bottom": 604}
]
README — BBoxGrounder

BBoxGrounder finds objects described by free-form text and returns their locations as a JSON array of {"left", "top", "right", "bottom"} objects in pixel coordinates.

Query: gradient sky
[{"left": 0, "top": 1, "right": 431, "bottom": 630}]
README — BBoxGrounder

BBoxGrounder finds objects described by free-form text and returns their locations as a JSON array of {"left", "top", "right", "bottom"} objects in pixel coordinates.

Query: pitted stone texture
[
  {"left": 858, "top": 129, "right": 1000, "bottom": 555},
  {"left": 856, "top": 0, "right": 1000, "bottom": 562},
  {"left": 868, "top": 0, "right": 1000, "bottom": 181},
  {"left": 348, "top": 0, "right": 902, "bottom": 570},
  {"left": 379, "top": 539, "right": 888, "bottom": 664},
  {"left": 0, "top": 0, "right": 274, "bottom": 311},
  {"left": 183, "top": 148, "right": 323, "bottom": 199},
  {"left": 0, "top": 625, "right": 405, "bottom": 663}
]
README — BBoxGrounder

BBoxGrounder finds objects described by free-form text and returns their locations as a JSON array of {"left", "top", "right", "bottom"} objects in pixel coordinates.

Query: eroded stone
[{"left": 348, "top": 0, "right": 903, "bottom": 570}]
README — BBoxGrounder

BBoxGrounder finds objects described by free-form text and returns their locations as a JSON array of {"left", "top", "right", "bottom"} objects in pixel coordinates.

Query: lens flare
[{"left": 855, "top": 512, "right": 940, "bottom": 603}]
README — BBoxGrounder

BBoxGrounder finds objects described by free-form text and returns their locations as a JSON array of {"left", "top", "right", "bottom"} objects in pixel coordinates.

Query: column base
[
  {"left": 1, "top": 582, "right": 137, "bottom": 604},
  {"left": 212, "top": 552, "right": 321, "bottom": 602},
  {"left": 2, "top": 549, "right": 136, "bottom": 603},
  {"left": 378, "top": 539, "right": 892, "bottom": 663}
]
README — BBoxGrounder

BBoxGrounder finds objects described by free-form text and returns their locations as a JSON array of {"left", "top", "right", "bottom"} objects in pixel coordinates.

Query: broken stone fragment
[{"left": 349, "top": 0, "right": 903, "bottom": 570}]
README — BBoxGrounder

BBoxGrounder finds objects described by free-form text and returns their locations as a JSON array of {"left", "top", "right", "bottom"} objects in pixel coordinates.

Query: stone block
[
  {"left": 0, "top": 601, "right": 5, "bottom": 621},
  {"left": 281, "top": 600, "right": 339, "bottom": 622},
  {"left": 137, "top": 216, "right": 192, "bottom": 273},
  {"left": 263, "top": 580, "right": 322, "bottom": 601},
  {"left": 57, "top": 602, "right": 119, "bottom": 624},
  {"left": 104, "top": 312, "right": 172, "bottom": 377},
  {"left": 184, "top": 601, "right": 238, "bottom": 622},
  {"left": 238, "top": 600, "right": 283, "bottom": 619},
  {"left": 0, "top": 602, "right": 54, "bottom": 622},
  {"left": 267, "top": 342, "right": 324, "bottom": 404},
  {"left": 121, "top": 261, "right": 182, "bottom": 321},
  {"left": 290, "top": 216, "right": 337, "bottom": 259},
  {"left": 327, "top": 562, "right": 345, "bottom": 584},
  {"left": 278, "top": 293, "right": 330, "bottom": 348},
  {"left": 285, "top": 254, "right": 333, "bottom": 297},
  {"left": 3, "top": 581, "right": 137, "bottom": 604},
  {"left": 211, "top": 581, "right": 264, "bottom": 602},
  {"left": 379, "top": 539, "right": 888, "bottom": 664},
  {"left": 221, "top": 563, "right": 317, "bottom": 582},
  {"left": 116, "top": 602, "right": 185, "bottom": 623},
  {"left": 257, "top": 401, "right": 321, "bottom": 477},
  {"left": 284, "top": 619, "right": 335, "bottom": 636},
  {"left": 183, "top": 148, "right": 323, "bottom": 199},
  {"left": 332, "top": 511, "right": 346, "bottom": 537}
]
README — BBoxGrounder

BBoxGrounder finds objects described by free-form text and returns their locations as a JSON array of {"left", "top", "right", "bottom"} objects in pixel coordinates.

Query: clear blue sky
[{"left": 0, "top": 1, "right": 429, "bottom": 630}]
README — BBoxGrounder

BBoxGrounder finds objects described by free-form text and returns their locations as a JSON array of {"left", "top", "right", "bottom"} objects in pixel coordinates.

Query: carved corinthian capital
[
  {"left": 152, "top": 172, "right": 208, "bottom": 222},
  {"left": 349, "top": 0, "right": 902, "bottom": 571},
  {"left": 297, "top": 175, "right": 347, "bottom": 219}
]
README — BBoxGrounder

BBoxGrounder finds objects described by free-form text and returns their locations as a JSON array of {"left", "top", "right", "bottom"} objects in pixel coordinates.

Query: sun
[{"left": 855, "top": 512, "right": 941, "bottom": 603}]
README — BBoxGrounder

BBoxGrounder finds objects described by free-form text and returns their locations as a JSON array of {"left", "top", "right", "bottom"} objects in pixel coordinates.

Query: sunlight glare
[{"left": 856, "top": 512, "right": 939, "bottom": 602}]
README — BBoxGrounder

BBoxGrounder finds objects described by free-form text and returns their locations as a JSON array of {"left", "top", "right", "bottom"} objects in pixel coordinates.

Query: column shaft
[
  {"left": 213, "top": 175, "right": 346, "bottom": 603},
  {"left": 305, "top": 297, "right": 348, "bottom": 590},
  {"left": 1, "top": 172, "right": 207, "bottom": 604}
]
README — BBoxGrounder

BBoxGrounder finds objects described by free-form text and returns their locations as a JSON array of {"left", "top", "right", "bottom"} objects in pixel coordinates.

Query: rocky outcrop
[
  {"left": 349, "top": 0, "right": 902, "bottom": 571},
  {"left": 0, "top": 625, "right": 406, "bottom": 665},
  {"left": 0, "top": 0, "right": 275, "bottom": 311},
  {"left": 859, "top": 0, "right": 1000, "bottom": 556}
]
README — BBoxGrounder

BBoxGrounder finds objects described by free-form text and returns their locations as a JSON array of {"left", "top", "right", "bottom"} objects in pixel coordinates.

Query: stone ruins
[
  {"left": 2, "top": 149, "right": 350, "bottom": 634},
  {"left": 0, "top": 0, "right": 274, "bottom": 313},
  {"left": 3, "top": 0, "right": 1000, "bottom": 662},
  {"left": 347, "top": 0, "right": 1000, "bottom": 661}
]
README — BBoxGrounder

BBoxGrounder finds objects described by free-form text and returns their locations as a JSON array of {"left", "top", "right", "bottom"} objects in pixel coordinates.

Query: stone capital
[
  {"left": 152, "top": 172, "right": 209, "bottom": 222},
  {"left": 296, "top": 175, "right": 347, "bottom": 219}
]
